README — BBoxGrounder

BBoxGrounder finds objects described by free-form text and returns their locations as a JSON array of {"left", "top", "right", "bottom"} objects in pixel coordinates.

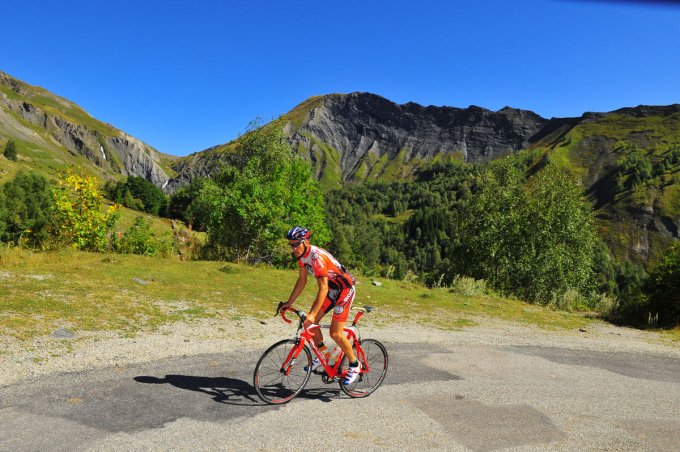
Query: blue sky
[{"left": 2, "top": 0, "right": 679, "bottom": 156}]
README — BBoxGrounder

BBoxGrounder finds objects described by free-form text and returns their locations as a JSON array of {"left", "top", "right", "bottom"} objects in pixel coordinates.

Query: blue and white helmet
[{"left": 286, "top": 226, "right": 310, "bottom": 241}]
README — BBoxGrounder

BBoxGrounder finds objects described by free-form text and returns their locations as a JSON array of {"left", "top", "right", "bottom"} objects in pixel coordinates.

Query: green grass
[{"left": 0, "top": 246, "right": 622, "bottom": 341}]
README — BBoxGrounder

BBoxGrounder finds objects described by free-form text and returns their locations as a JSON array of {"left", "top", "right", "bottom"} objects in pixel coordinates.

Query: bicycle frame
[{"left": 279, "top": 307, "right": 369, "bottom": 380}]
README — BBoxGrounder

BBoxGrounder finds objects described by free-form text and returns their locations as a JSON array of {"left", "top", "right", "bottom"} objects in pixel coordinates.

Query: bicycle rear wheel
[
  {"left": 253, "top": 339, "right": 312, "bottom": 404},
  {"left": 340, "top": 338, "right": 388, "bottom": 398}
]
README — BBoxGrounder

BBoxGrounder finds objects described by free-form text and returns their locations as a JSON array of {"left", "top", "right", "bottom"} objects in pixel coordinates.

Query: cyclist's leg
[
  {"left": 310, "top": 300, "right": 333, "bottom": 346},
  {"left": 329, "top": 286, "right": 357, "bottom": 363}
]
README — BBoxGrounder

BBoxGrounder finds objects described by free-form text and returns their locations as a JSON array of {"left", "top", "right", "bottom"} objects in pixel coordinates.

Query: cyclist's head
[
  {"left": 287, "top": 226, "right": 310, "bottom": 257},
  {"left": 286, "top": 226, "right": 310, "bottom": 242}
]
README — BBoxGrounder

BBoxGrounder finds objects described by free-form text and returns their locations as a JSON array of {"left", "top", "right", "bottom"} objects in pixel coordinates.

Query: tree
[
  {"left": 448, "top": 159, "right": 527, "bottom": 293},
  {"left": 0, "top": 172, "right": 54, "bottom": 247},
  {"left": 446, "top": 160, "right": 597, "bottom": 302},
  {"left": 645, "top": 242, "right": 680, "bottom": 327},
  {"left": 195, "top": 119, "right": 329, "bottom": 263},
  {"left": 52, "top": 169, "right": 119, "bottom": 251},
  {"left": 519, "top": 163, "right": 597, "bottom": 301},
  {"left": 167, "top": 177, "right": 212, "bottom": 230},
  {"left": 3, "top": 140, "right": 17, "bottom": 161},
  {"left": 104, "top": 176, "right": 167, "bottom": 215}
]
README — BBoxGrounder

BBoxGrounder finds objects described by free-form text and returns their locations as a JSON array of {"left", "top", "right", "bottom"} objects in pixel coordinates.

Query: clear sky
[{"left": 2, "top": 0, "right": 679, "bottom": 156}]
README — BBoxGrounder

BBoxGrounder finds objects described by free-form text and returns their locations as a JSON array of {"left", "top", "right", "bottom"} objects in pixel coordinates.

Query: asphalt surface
[{"left": 1, "top": 341, "right": 679, "bottom": 451}]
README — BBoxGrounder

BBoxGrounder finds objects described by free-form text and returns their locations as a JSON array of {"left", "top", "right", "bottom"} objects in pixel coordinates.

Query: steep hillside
[
  {"left": 541, "top": 105, "right": 680, "bottom": 266},
  {"left": 0, "top": 71, "right": 175, "bottom": 186},
  {"left": 167, "top": 93, "right": 553, "bottom": 191}
]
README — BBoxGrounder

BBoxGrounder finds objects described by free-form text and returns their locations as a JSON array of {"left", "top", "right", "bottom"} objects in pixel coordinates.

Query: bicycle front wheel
[
  {"left": 340, "top": 338, "right": 388, "bottom": 398},
  {"left": 253, "top": 339, "right": 312, "bottom": 404}
]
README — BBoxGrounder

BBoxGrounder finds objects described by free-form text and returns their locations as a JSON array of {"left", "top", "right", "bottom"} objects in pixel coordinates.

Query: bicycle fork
[{"left": 280, "top": 340, "right": 305, "bottom": 376}]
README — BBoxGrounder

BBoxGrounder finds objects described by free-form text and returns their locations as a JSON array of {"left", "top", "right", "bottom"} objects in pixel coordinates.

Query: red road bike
[{"left": 253, "top": 303, "right": 389, "bottom": 404}]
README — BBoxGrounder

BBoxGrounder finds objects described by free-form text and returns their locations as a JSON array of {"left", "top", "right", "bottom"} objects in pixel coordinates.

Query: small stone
[
  {"left": 133, "top": 278, "right": 149, "bottom": 285},
  {"left": 579, "top": 328, "right": 587, "bottom": 333},
  {"left": 52, "top": 328, "right": 75, "bottom": 339},
  {"left": 259, "top": 320, "right": 267, "bottom": 325},
  {"left": 372, "top": 280, "right": 383, "bottom": 287}
]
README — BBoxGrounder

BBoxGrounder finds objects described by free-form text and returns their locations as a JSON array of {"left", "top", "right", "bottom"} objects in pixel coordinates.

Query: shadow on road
[
  {"left": 134, "top": 375, "right": 344, "bottom": 405},
  {"left": 135, "top": 375, "right": 261, "bottom": 406}
]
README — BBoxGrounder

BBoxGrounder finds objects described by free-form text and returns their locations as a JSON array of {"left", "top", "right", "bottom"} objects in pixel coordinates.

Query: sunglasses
[{"left": 289, "top": 241, "right": 304, "bottom": 248}]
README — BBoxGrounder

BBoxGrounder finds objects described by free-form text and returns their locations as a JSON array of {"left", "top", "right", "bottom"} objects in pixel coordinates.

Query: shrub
[
  {"left": 3, "top": 140, "right": 17, "bottom": 161},
  {"left": 0, "top": 172, "right": 54, "bottom": 247},
  {"left": 52, "top": 169, "right": 119, "bottom": 251},
  {"left": 645, "top": 242, "right": 680, "bottom": 327},
  {"left": 105, "top": 176, "right": 167, "bottom": 215},
  {"left": 449, "top": 275, "right": 487, "bottom": 296},
  {"left": 112, "top": 216, "right": 176, "bottom": 257}
]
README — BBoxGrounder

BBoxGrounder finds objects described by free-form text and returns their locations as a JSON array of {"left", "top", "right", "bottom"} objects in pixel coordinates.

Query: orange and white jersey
[{"left": 297, "top": 245, "right": 355, "bottom": 293}]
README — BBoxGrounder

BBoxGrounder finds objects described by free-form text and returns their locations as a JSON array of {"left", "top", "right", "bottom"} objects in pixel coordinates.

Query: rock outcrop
[
  {"left": 166, "top": 92, "right": 556, "bottom": 189},
  {"left": 0, "top": 71, "right": 171, "bottom": 187}
]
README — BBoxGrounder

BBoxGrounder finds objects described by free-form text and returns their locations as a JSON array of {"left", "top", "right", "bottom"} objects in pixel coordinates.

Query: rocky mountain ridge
[
  {"left": 0, "top": 71, "right": 173, "bottom": 187},
  {"left": 166, "top": 93, "right": 576, "bottom": 190},
  {"left": 2, "top": 70, "right": 678, "bottom": 267}
]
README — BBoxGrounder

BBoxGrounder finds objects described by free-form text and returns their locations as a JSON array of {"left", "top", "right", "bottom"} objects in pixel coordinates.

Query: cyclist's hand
[
  {"left": 275, "top": 301, "right": 292, "bottom": 316},
  {"left": 303, "top": 316, "right": 314, "bottom": 329}
]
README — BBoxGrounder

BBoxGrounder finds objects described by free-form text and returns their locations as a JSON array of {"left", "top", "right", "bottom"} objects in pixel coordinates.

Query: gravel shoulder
[{"left": 2, "top": 315, "right": 679, "bottom": 388}]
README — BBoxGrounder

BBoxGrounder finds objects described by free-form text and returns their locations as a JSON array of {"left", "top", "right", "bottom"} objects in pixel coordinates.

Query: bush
[
  {"left": 52, "top": 169, "right": 119, "bottom": 251},
  {"left": 3, "top": 140, "right": 17, "bottom": 161},
  {"left": 548, "top": 289, "right": 589, "bottom": 312},
  {"left": 112, "top": 217, "right": 176, "bottom": 257},
  {"left": 0, "top": 172, "right": 54, "bottom": 247},
  {"left": 105, "top": 176, "right": 167, "bottom": 215},
  {"left": 645, "top": 242, "right": 680, "bottom": 327},
  {"left": 449, "top": 275, "right": 487, "bottom": 296}
]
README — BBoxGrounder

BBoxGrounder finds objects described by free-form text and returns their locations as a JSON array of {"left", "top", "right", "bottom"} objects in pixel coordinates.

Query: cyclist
[{"left": 281, "top": 226, "right": 361, "bottom": 385}]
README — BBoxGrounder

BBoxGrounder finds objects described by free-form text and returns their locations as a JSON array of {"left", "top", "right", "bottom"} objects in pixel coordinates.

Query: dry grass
[{"left": 0, "top": 246, "right": 637, "bottom": 341}]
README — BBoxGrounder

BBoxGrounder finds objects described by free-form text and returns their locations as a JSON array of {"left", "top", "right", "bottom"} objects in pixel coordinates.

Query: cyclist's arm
[
  {"left": 307, "top": 276, "right": 329, "bottom": 321},
  {"left": 285, "top": 266, "right": 308, "bottom": 307}
]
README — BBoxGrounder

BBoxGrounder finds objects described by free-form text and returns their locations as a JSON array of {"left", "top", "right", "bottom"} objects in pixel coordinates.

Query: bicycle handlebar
[{"left": 275, "top": 302, "right": 306, "bottom": 324}]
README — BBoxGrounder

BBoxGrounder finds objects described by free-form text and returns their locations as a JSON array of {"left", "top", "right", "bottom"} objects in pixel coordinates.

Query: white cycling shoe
[
  {"left": 304, "top": 357, "right": 322, "bottom": 372},
  {"left": 343, "top": 362, "right": 362, "bottom": 385}
]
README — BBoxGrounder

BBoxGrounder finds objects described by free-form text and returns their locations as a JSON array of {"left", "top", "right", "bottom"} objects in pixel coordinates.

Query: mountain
[
  {"left": 166, "top": 93, "right": 679, "bottom": 267},
  {"left": 0, "top": 70, "right": 175, "bottom": 187},
  {"left": 1, "top": 71, "right": 677, "bottom": 267},
  {"left": 540, "top": 104, "right": 680, "bottom": 265},
  {"left": 165, "top": 92, "right": 561, "bottom": 191}
]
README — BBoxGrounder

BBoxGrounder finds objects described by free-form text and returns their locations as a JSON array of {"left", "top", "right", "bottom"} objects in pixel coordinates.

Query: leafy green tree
[
  {"left": 195, "top": 119, "right": 329, "bottom": 263},
  {"left": 0, "top": 172, "right": 54, "bottom": 247},
  {"left": 445, "top": 160, "right": 597, "bottom": 302},
  {"left": 645, "top": 242, "right": 680, "bottom": 327},
  {"left": 104, "top": 177, "right": 167, "bottom": 215},
  {"left": 448, "top": 159, "right": 527, "bottom": 293},
  {"left": 52, "top": 169, "right": 119, "bottom": 251},
  {"left": 518, "top": 163, "right": 596, "bottom": 301},
  {"left": 3, "top": 140, "right": 18, "bottom": 161},
  {"left": 167, "top": 177, "right": 212, "bottom": 230}
]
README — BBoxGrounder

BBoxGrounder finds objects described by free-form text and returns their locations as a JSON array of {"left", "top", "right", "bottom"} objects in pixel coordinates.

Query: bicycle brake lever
[{"left": 275, "top": 301, "right": 284, "bottom": 317}]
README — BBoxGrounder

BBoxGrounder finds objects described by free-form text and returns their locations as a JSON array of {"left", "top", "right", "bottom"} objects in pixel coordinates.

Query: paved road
[{"left": 1, "top": 341, "right": 679, "bottom": 451}]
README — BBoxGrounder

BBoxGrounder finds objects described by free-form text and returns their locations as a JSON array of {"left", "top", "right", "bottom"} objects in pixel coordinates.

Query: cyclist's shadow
[
  {"left": 134, "top": 375, "right": 260, "bottom": 406},
  {"left": 134, "top": 375, "right": 341, "bottom": 405}
]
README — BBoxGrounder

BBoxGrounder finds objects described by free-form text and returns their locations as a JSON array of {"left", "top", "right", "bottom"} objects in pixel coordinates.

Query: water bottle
[{"left": 328, "top": 346, "right": 341, "bottom": 365}]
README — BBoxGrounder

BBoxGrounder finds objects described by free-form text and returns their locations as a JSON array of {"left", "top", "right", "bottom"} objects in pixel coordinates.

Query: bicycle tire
[
  {"left": 339, "top": 338, "right": 388, "bottom": 398},
  {"left": 253, "top": 339, "right": 312, "bottom": 404}
]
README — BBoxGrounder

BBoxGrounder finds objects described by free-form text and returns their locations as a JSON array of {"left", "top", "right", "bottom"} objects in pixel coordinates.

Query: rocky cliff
[
  {"left": 0, "top": 71, "right": 173, "bottom": 187},
  {"left": 166, "top": 92, "right": 561, "bottom": 190}
]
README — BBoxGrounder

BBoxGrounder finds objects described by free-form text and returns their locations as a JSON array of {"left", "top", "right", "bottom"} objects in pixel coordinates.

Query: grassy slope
[
  {"left": 1, "top": 246, "right": 615, "bottom": 342},
  {"left": 0, "top": 73, "right": 177, "bottom": 185},
  {"left": 544, "top": 112, "right": 680, "bottom": 267}
]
